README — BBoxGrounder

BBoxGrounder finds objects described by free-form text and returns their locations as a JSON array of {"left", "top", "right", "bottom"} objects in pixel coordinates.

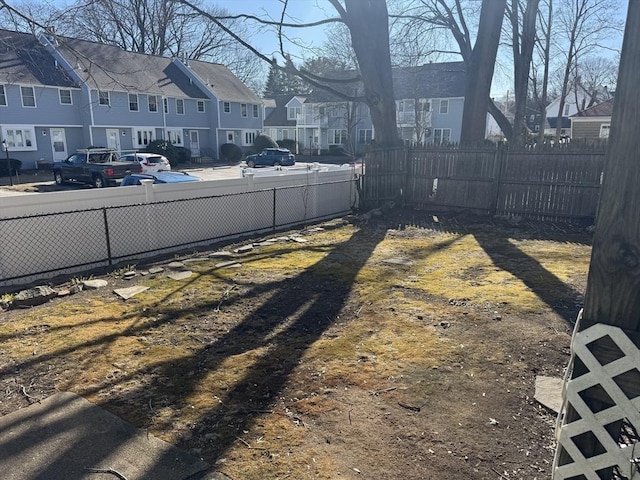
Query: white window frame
[
  {"left": 98, "top": 91, "right": 110, "bottom": 106},
  {"left": 243, "top": 130, "right": 256, "bottom": 146},
  {"left": 252, "top": 104, "right": 259, "bottom": 118},
  {"left": 59, "top": 89, "right": 72, "bottom": 105},
  {"left": 223, "top": 101, "right": 230, "bottom": 113},
  {"left": 2, "top": 125, "right": 37, "bottom": 151},
  {"left": 599, "top": 123, "right": 611, "bottom": 139},
  {"left": 358, "top": 129, "right": 373, "bottom": 144},
  {"left": 0, "top": 85, "right": 6, "bottom": 106},
  {"left": 133, "top": 128, "right": 154, "bottom": 148},
  {"left": 166, "top": 128, "right": 184, "bottom": 146},
  {"left": 163, "top": 97, "right": 168, "bottom": 113},
  {"left": 197, "top": 100, "right": 205, "bottom": 113},
  {"left": 21, "top": 86, "right": 36, "bottom": 107},
  {"left": 129, "top": 93, "right": 139, "bottom": 112},
  {"left": 433, "top": 128, "right": 451, "bottom": 145},
  {"left": 241, "top": 103, "right": 247, "bottom": 117},
  {"left": 328, "top": 129, "right": 348, "bottom": 145},
  {"left": 288, "top": 106, "right": 301, "bottom": 120},
  {"left": 563, "top": 103, "right": 571, "bottom": 116},
  {"left": 176, "top": 98, "right": 184, "bottom": 115},
  {"left": 439, "top": 99, "right": 449, "bottom": 114},
  {"left": 148, "top": 95, "right": 158, "bottom": 113}
]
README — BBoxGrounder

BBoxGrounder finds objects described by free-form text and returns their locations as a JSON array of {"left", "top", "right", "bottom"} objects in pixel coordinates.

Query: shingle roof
[
  {"left": 263, "top": 94, "right": 306, "bottom": 127},
  {"left": 186, "top": 59, "right": 262, "bottom": 103},
  {"left": 0, "top": 29, "right": 76, "bottom": 87},
  {"left": 572, "top": 98, "right": 614, "bottom": 117},
  {"left": 52, "top": 36, "right": 207, "bottom": 98},
  {"left": 303, "top": 62, "right": 467, "bottom": 103}
]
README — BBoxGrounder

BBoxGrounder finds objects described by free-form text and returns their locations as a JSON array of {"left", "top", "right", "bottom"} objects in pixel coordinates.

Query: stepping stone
[
  {"left": 168, "top": 271, "right": 193, "bottom": 281},
  {"left": 114, "top": 285, "right": 150, "bottom": 300},
  {"left": 148, "top": 267, "right": 164, "bottom": 274},
  {"left": 534, "top": 376, "right": 564, "bottom": 413},
  {"left": 254, "top": 241, "right": 276, "bottom": 247},
  {"left": 215, "top": 261, "right": 242, "bottom": 269},
  {"left": 291, "top": 237, "right": 308, "bottom": 243},
  {"left": 166, "top": 262, "right": 186, "bottom": 270},
  {"left": 209, "top": 251, "right": 233, "bottom": 258},
  {"left": 383, "top": 257, "right": 414, "bottom": 266},
  {"left": 184, "top": 258, "right": 207, "bottom": 263},
  {"left": 234, "top": 245, "right": 254, "bottom": 253},
  {"left": 13, "top": 286, "right": 57, "bottom": 307},
  {"left": 123, "top": 271, "right": 137, "bottom": 280},
  {"left": 83, "top": 279, "right": 108, "bottom": 289},
  {"left": 307, "top": 227, "right": 325, "bottom": 233}
]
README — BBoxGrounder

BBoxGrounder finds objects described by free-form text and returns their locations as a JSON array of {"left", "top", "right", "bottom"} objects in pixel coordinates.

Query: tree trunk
[
  {"left": 537, "top": 0, "right": 552, "bottom": 144},
  {"left": 460, "top": 0, "right": 507, "bottom": 145},
  {"left": 343, "top": 0, "right": 400, "bottom": 147}
]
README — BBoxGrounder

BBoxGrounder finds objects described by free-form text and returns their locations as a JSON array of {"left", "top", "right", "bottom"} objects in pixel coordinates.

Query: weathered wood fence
[{"left": 362, "top": 144, "right": 606, "bottom": 221}]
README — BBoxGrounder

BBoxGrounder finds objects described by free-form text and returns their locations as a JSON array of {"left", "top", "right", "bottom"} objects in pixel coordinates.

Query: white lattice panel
[{"left": 554, "top": 323, "right": 640, "bottom": 479}]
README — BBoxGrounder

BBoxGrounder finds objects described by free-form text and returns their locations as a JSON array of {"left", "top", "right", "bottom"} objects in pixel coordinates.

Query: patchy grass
[{"left": 0, "top": 213, "right": 592, "bottom": 479}]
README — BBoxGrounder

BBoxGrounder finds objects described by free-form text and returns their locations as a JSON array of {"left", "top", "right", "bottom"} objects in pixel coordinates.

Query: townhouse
[{"left": 0, "top": 28, "right": 263, "bottom": 169}]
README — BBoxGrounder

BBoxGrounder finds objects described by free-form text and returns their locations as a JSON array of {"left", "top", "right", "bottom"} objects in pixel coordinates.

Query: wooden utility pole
[{"left": 555, "top": 2, "right": 640, "bottom": 477}]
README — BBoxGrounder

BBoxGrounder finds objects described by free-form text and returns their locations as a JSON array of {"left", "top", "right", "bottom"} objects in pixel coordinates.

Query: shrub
[
  {"left": 253, "top": 134, "right": 278, "bottom": 152},
  {"left": 220, "top": 143, "right": 243, "bottom": 162},
  {"left": 174, "top": 146, "right": 191, "bottom": 164},
  {"left": 0, "top": 158, "right": 22, "bottom": 176},
  {"left": 276, "top": 139, "right": 300, "bottom": 153},
  {"left": 142, "top": 140, "right": 178, "bottom": 166}
]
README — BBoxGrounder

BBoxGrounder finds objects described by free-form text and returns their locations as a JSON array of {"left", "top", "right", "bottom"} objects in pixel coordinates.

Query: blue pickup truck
[{"left": 52, "top": 148, "right": 142, "bottom": 188}]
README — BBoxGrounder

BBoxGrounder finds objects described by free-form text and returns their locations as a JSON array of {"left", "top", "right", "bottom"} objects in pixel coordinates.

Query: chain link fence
[{"left": 0, "top": 179, "right": 358, "bottom": 289}]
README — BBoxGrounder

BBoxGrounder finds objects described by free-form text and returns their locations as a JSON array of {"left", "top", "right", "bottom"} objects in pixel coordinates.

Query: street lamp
[{"left": 1, "top": 140, "right": 12, "bottom": 187}]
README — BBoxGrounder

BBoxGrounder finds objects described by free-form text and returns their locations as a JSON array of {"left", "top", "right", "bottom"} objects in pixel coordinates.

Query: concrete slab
[
  {"left": 168, "top": 271, "right": 193, "bottom": 281},
  {"left": 113, "top": 285, "right": 150, "bottom": 300},
  {"left": 0, "top": 392, "right": 209, "bottom": 480},
  {"left": 534, "top": 375, "right": 564, "bottom": 413}
]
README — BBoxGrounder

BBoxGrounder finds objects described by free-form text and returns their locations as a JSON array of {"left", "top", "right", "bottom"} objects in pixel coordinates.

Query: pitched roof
[
  {"left": 186, "top": 59, "right": 262, "bottom": 103},
  {"left": 263, "top": 94, "right": 307, "bottom": 127},
  {"left": 51, "top": 36, "right": 207, "bottom": 98},
  {"left": 572, "top": 98, "right": 614, "bottom": 118},
  {"left": 304, "top": 61, "right": 468, "bottom": 103},
  {"left": 0, "top": 29, "right": 76, "bottom": 87}
]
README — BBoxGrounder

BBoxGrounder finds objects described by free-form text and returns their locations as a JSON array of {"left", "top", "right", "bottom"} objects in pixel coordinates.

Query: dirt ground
[{"left": 0, "top": 209, "right": 593, "bottom": 479}]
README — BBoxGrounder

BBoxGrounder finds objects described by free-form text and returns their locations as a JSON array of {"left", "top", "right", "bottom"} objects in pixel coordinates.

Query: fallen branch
[
  {"left": 398, "top": 402, "right": 421, "bottom": 412},
  {"left": 235, "top": 436, "right": 268, "bottom": 451},
  {"left": 85, "top": 468, "right": 128, "bottom": 480},
  {"left": 215, "top": 285, "right": 237, "bottom": 312},
  {"left": 18, "top": 384, "right": 40, "bottom": 403},
  {"left": 372, "top": 387, "right": 397, "bottom": 396},
  {"left": 490, "top": 467, "right": 509, "bottom": 480}
]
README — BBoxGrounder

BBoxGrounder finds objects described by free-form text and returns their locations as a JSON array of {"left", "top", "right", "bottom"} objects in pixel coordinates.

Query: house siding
[{"left": 571, "top": 120, "right": 608, "bottom": 139}]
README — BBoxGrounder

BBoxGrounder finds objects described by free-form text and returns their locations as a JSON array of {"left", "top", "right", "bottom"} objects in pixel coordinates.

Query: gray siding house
[{"left": 0, "top": 28, "right": 262, "bottom": 169}]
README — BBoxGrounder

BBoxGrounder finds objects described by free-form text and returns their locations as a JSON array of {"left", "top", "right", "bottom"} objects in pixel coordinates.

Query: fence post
[
  {"left": 490, "top": 143, "right": 506, "bottom": 216},
  {"left": 272, "top": 187, "right": 277, "bottom": 232},
  {"left": 102, "top": 207, "right": 113, "bottom": 266}
]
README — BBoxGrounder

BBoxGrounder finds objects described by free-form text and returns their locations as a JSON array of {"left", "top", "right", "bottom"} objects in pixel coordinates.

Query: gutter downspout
[{"left": 86, "top": 85, "right": 95, "bottom": 146}]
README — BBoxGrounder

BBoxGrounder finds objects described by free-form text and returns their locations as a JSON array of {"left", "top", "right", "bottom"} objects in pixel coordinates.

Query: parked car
[
  {"left": 52, "top": 148, "right": 142, "bottom": 188},
  {"left": 119, "top": 153, "right": 171, "bottom": 173},
  {"left": 120, "top": 171, "right": 200, "bottom": 186},
  {"left": 246, "top": 148, "right": 295, "bottom": 167}
]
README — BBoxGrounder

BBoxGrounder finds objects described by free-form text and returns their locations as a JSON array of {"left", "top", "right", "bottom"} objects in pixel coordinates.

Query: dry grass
[{"left": 0, "top": 213, "right": 592, "bottom": 479}]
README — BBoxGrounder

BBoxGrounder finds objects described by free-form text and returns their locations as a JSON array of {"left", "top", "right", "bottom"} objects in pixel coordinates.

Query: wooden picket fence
[{"left": 362, "top": 143, "right": 606, "bottom": 221}]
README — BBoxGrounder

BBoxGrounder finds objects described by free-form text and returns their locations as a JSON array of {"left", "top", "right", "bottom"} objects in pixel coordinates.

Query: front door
[
  {"left": 50, "top": 128, "right": 67, "bottom": 161},
  {"left": 106, "top": 129, "right": 121, "bottom": 152},
  {"left": 226, "top": 131, "right": 235, "bottom": 144},
  {"left": 189, "top": 130, "right": 200, "bottom": 157}
]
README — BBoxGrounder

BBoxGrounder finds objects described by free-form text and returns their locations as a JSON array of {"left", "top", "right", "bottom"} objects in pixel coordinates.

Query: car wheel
[
  {"left": 247, "top": 160, "right": 256, "bottom": 168},
  {"left": 93, "top": 175, "right": 105, "bottom": 188},
  {"left": 53, "top": 171, "right": 64, "bottom": 185}
]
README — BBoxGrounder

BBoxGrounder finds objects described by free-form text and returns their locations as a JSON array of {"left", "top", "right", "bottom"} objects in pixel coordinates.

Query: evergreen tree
[{"left": 263, "top": 58, "right": 283, "bottom": 97}]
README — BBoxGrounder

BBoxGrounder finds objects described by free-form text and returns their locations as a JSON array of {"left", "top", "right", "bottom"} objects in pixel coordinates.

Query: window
[
  {"left": 397, "top": 100, "right": 404, "bottom": 112},
  {"left": 166, "top": 128, "right": 183, "bottom": 146},
  {"left": 244, "top": 131, "right": 256, "bottom": 145},
  {"left": 148, "top": 95, "right": 157, "bottom": 112},
  {"left": 129, "top": 93, "right": 139, "bottom": 111},
  {"left": 563, "top": 104, "right": 570, "bottom": 116},
  {"left": 176, "top": 99, "right": 184, "bottom": 115},
  {"left": 197, "top": 100, "right": 205, "bottom": 113},
  {"left": 439, "top": 99, "right": 449, "bottom": 114},
  {"left": 134, "top": 128, "right": 154, "bottom": 148},
  {"left": 599, "top": 124, "right": 611, "bottom": 139},
  {"left": 21, "top": 86, "right": 36, "bottom": 107},
  {"left": 0, "top": 85, "right": 7, "bottom": 106},
  {"left": 433, "top": 128, "right": 451, "bottom": 145},
  {"left": 358, "top": 129, "right": 373, "bottom": 144},
  {"left": 241, "top": 103, "right": 247, "bottom": 117},
  {"left": 2, "top": 126, "right": 37, "bottom": 150},
  {"left": 329, "top": 129, "right": 348, "bottom": 145},
  {"left": 59, "top": 89, "right": 72, "bottom": 105},
  {"left": 163, "top": 97, "right": 168, "bottom": 113},
  {"left": 223, "top": 101, "right": 230, "bottom": 113},
  {"left": 253, "top": 104, "right": 259, "bottom": 117},
  {"left": 287, "top": 106, "right": 301, "bottom": 120},
  {"left": 420, "top": 99, "right": 431, "bottom": 112},
  {"left": 99, "top": 91, "right": 110, "bottom": 106}
]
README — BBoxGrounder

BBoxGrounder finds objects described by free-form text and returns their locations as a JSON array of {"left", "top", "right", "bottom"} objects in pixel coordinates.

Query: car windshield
[{"left": 144, "top": 156, "right": 163, "bottom": 164}]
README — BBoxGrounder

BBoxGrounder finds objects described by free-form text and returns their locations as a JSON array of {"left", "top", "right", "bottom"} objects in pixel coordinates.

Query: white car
[{"left": 119, "top": 153, "right": 171, "bottom": 173}]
